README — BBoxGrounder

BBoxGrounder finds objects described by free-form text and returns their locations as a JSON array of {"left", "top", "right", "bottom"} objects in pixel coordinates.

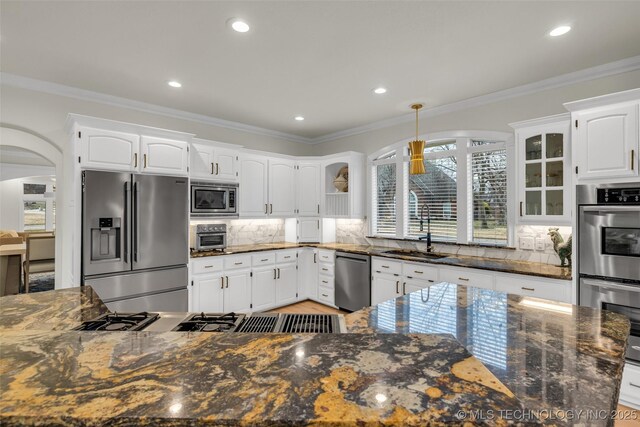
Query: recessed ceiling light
[
  {"left": 549, "top": 25, "right": 571, "bottom": 37},
  {"left": 229, "top": 18, "right": 250, "bottom": 33},
  {"left": 167, "top": 80, "right": 182, "bottom": 88},
  {"left": 294, "top": 116, "right": 305, "bottom": 121},
  {"left": 373, "top": 87, "right": 387, "bottom": 95}
]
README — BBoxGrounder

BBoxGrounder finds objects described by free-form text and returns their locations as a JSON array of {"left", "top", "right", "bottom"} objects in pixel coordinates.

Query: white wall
[
  {"left": 0, "top": 179, "right": 22, "bottom": 231},
  {"left": 309, "top": 69, "right": 640, "bottom": 156},
  {"left": 0, "top": 85, "right": 315, "bottom": 157}
]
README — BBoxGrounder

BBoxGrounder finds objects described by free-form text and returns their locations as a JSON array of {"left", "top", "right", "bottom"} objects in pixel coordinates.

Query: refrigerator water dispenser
[{"left": 91, "top": 217, "right": 121, "bottom": 261}]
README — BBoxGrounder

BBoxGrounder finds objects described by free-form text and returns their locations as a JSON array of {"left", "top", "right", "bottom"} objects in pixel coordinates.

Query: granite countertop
[
  {"left": 346, "top": 283, "right": 630, "bottom": 424},
  {"left": 0, "top": 286, "right": 629, "bottom": 426},
  {"left": 191, "top": 242, "right": 572, "bottom": 280}
]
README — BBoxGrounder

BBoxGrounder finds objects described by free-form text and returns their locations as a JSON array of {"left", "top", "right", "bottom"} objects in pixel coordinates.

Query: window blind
[
  {"left": 407, "top": 156, "right": 458, "bottom": 241},
  {"left": 375, "top": 163, "right": 396, "bottom": 234},
  {"left": 470, "top": 149, "right": 507, "bottom": 244}
]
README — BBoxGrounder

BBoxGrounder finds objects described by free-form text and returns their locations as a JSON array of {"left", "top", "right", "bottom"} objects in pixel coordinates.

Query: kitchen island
[{"left": 0, "top": 285, "right": 630, "bottom": 426}]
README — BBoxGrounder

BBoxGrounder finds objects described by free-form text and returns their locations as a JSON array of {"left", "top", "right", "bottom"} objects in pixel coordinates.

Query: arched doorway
[{"left": 1, "top": 126, "right": 65, "bottom": 290}]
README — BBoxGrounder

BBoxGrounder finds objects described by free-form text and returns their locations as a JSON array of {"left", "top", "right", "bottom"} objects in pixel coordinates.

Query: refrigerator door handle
[
  {"left": 133, "top": 181, "right": 140, "bottom": 262},
  {"left": 124, "top": 182, "right": 130, "bottom": 263}
]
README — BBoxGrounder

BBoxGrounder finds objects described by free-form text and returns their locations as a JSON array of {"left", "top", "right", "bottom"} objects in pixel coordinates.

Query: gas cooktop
[{"left": 74, "top": 312, "right": 159, "bottom": 331}]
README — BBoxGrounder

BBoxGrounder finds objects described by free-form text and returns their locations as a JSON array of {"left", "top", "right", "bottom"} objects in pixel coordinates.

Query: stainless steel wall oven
[{"left": 577, "top": 183, "right": 640, "bottom": 363}]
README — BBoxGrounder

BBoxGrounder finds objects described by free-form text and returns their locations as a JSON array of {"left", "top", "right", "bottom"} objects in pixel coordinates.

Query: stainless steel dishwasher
[{"left": 335, "top": 252, "right": 371, "bottom": 312}]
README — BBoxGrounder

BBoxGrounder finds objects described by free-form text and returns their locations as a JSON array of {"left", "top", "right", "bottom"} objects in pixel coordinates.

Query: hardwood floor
[
  {"left": 616, "top": 404, "right": 640, "bottom": 427},
  {"left": 267, "top": 300, "right": 347, "bottom": 315}
]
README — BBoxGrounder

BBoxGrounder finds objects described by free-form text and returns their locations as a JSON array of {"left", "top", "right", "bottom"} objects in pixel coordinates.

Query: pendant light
[{"left": 408, "top": 103, "right": 426, "bottom": 175}]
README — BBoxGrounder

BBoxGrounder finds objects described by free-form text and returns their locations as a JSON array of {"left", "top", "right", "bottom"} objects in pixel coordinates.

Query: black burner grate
[
  {"left": 276, "top": 314, "right": 339, "bottom": 333},
  {"left": 236, "top": 314, "right": 280, "bottom": 333}
]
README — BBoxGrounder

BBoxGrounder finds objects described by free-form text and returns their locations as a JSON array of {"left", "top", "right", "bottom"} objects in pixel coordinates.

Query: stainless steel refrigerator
[{"left": 82, "top": 170, "right": 189, "bottom": 312}]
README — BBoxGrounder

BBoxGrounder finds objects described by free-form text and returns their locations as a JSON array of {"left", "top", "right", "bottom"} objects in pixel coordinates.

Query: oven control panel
[
  {"left": 196, "top": 224, "right": 227, "bottom": 233},
  {"left": 597, "top": 187, "right": 640, "bottom": 205}
]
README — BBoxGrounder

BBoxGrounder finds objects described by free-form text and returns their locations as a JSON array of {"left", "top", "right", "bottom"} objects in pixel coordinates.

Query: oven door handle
[
  {"left": 582, "top": 278, "right": 640, "bottom": 293},
  {"left": 581, "top": 206, "right": 639, "bottom": 213}
]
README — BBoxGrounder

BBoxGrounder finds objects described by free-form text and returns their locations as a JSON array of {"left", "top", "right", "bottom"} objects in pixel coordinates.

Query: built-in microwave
[{"left": 190, "top": 182, "right": 238, "bottom": 217}]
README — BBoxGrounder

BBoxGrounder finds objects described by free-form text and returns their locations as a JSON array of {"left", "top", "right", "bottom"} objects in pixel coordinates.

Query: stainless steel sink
[{"left": 381, "top": 249, "right": 447, "bottom": 259}]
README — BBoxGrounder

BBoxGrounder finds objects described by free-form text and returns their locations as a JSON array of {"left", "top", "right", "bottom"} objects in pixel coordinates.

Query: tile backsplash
[
  {"left": 190, "top": 219, "right": 285, "bottom": 247},
  {"left": 334, "top": 219, "right": 572, "bottom": 266}
]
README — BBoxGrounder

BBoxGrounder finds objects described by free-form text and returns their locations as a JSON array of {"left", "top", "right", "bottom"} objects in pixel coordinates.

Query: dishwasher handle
[{"left": 336, "top": 252, "right": 370, "bottom": 263}]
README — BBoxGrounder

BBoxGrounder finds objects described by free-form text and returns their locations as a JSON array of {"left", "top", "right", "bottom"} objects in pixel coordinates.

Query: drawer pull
[
  {"left": 402, "top": 282, "right": 406, "bottom": 295},
  {"left": 261, "top": 258, "right": 269, "bottom": 262},
  {"left": 395, "top": 281, "right": 399, "bottom": 294},
  {"left": 458, "top": 277, "right": 469, "bottom": 282},
  {"left": 225, "top": 276, "right": 229, "bottom": 288},
  {"left": 428, "top": 279, "right": 435, "bottom": 283},
  {"left": 322, "top": 280, "right": 328, "bottom": 284},
  {"left": 284, "top": 256, "right": 291, "bottom": 259},
  {"left": 381, "top": 265, "right": 390, "bottom": 269},
  {"left": 521, "top": 287, "right": 535, "bottom": 291},
  {"left": 220, "top": 277, "right": 224, "bottom": 289},
  {"left": 204, "top": 265, "right": 213, "bottom": 269},
  {"left": 414, "top": 270, "right": 423, "bottom": 274},
  {"left": 322, "top": 268, "right": 328, "bottom": 271},
  {"left": 322, "top": 294, "right": 329, "bottom": 298},
  {"left": 630, "top": 382, "right": 640, "bottom": 389},
  {"left": 234, "top": 262, "right": 243, "bottom": 265}
]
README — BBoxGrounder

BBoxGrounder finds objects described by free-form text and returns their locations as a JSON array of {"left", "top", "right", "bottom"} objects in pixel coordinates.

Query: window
[
  {"left": 470, "top": 145, "right": 507, "bottom": 244},
  {"left": 22, "top": 181, "right": 55, "bottom": 231},
  {"left": 370, "top": 133, "right": 511, "bottom": 246},
  {"left": 407, "top": 143, "right": 458, "bottom": 241},
  {"left": 373, "top": 163, "right": 396, "bottom": 234}
]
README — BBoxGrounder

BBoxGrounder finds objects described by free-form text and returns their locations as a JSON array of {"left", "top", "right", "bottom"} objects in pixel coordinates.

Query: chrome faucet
[{"left": 418, "top": 203, "right": 432, "bottom": 252}]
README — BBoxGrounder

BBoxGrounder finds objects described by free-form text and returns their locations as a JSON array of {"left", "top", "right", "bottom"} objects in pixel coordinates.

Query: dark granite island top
[
  {"left": 0, "top": 285, "right": 630, "bottom": 426},
  {"left": 346, "top": 283, "right": 631, "bottom": 425}
]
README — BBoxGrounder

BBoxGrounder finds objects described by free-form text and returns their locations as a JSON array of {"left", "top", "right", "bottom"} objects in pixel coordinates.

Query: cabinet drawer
[
  {"left": 318, "top": 286, "right": 335, "bottom": 305},
  {"left": 402, "top": 262, "right": 438, "bottom": 282},
  {"left": 319, "top": 274, "right": 334, "bottom": 290},
  {"left": 191, "top": 257, "right": 223, "bottom": 274},
  {"left": 276, "top": 250, "right": 297, "bottom": 264},
  {"left": 494, "top": 274, "right": 570, "bottom": 303},
  {"left": 620, "top": 363, "right": 640, "bottom": 408},
  {"left": 252, "top": 252, "right": 276, "bottom": 267},
  {"left": 439, "top": 267, "right": 494, "bottom": 290},
  {"left": 319, "top": 263, "right": 335, "bottom": 277},
  {"left": 372, "top": 257, "right": 402, "bottom": 276},
  {"left": 223, "top": 254, "right": 252, "bottom": 270},
  {"left": 318, "top": 249, "right": 335, "bottom": 264}
]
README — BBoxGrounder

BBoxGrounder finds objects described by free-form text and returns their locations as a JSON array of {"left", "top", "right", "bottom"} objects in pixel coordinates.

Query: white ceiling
[{"left": 2, "top": 1, "right": 640, "bottom": 140}]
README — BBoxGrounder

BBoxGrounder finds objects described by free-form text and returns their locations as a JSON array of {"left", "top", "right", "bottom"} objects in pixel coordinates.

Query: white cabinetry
[
  {"left": 269, "top": 159, "right": 296, "bottom": 216},
  {"left": 438, "top": 266, "right": 494, "bottom": 290},
  {"left": 510, "top": 115, "right": 571, "bottom": 223},
  {"left": 251, "top": 266, "right": 277, "bottom": 311},
  {"left": 192, "top": 274, "right": 224, "bottom": 312},
  {"left": 276, "top": 262, "right": 298, "bottom": 306},
  {"left": 564, "top": 89, "right": 640, "bottom": 184},
  {"left": 190, "top": 140, "right": 238, "bottom": 181},
  {"left": 190, "top": 255, "right": 251, "bottom": 313},
  {"left": 78, "top": 127, "right": 139, "bottom": 172},
  {"left": 297, "top": 163, "right": 321, "bottom": 216},
  {"left": 298, "top": 248, "right": 318, "bottom": 300},
  {"left": 223, "top": 269, "right": 252, "bottom": 313},
  {"left": 619, "top": 363, "right": 640, "bottom": 409},
  {"left": 371, "top": 258, "right": 403, "bottom": 305},
  {"left": 574, "top": 103, "right": 639, "bottom": 181},
  {"left": 323, "top": 152, "right": 365, "bottom": 218},
  {"left": 317, "top": 249, "right": 335, "bottom": 306},
  {"left": 140, "top": 136, "right": 189, "bottom": 176},
  {"left": 298, "top": 218, "right": 321, "bottom": 243},
  {"left": 239, "top": 154, "right": 269, "bottom": 216},
  {"left": 494, "top": 272, "right": 570, "bottom": 303}
]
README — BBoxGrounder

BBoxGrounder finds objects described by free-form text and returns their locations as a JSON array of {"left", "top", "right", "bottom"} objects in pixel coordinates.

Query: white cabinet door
[
  {"left": 190, "top": 142, "right": 216, "bottom": 179},
  {"left": 193, "top": 274, "right": 224, "bottom": 312},
  {"left": 297, "top": 162, "right": 321, "bottom": 216},
  {"left": 223, "top": 269, "right": 252, "bottom": 312},
  {"left": 214, "top": 148, "right": 238, "bottom": 182},
  {"left": 239, "top": 154, "right": 269, "bottom": 217},
  {"left": 371, "top": 273, "right": 401, "bottom": 306},
  {"left": 276, "top": 263, "right": 298, "bottom": 306},
  {"left": 403, "top": 278, "right": 434, "bottom": 296},
  {"left": 251, "top": 267, "right": 277, "bottom": 311},
  {"left": 140, "top": 136, "right": 189, "bottom": 176},
  {"left": 79, "top": 127, "right": 139, "bottom": 172},
  {"left": 268, "top": 159, "right": 296, "bottom": 216},
  {"left": 576, "top": 104, "right": 639, "bottom": 180},
  {"left": 297, "top": 248, "right": 318, "bottom": 300},
  {"left": 298, "top": 218, "right": 321, "bottom": 242}
]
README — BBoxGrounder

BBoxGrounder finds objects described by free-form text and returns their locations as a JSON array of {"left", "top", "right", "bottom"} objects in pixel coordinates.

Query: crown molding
[
  {"left": 2, "top": 55, "right": 639, "bottom": 146},
  {"left": 563, "top": 87, "right": 640, "bottom": 111},
  {"left": 508, "top": 113, "right": 571, "bottom": 130},
  {"left": 311, "top": 55, "right": 640, "bottom": 144},
  {"left": 0, "top": 73, "right": 313, "bottom": 145}
]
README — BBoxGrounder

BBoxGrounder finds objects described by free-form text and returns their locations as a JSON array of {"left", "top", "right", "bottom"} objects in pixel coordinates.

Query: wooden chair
[{"left": 23, "top": 235, "right": 55, "bottom": 293}]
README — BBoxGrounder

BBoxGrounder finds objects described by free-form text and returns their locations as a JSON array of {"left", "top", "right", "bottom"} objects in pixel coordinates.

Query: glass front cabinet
[{"left": 511, "top": 114, "right": 571, "bottom": 224}]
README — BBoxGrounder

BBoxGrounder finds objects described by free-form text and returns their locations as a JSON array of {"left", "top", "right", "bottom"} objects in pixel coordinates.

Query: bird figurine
[{"left": 548, "top": 228, "right": 572, "bottom": 267}]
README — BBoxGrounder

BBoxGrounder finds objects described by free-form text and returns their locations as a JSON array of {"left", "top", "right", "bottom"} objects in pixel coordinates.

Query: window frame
[
  {"left": 368, "top": 131, "right": 515, "bottom": 246},
  {"left": 21, "top": 180, "right": 56, "bottom": 232}
]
